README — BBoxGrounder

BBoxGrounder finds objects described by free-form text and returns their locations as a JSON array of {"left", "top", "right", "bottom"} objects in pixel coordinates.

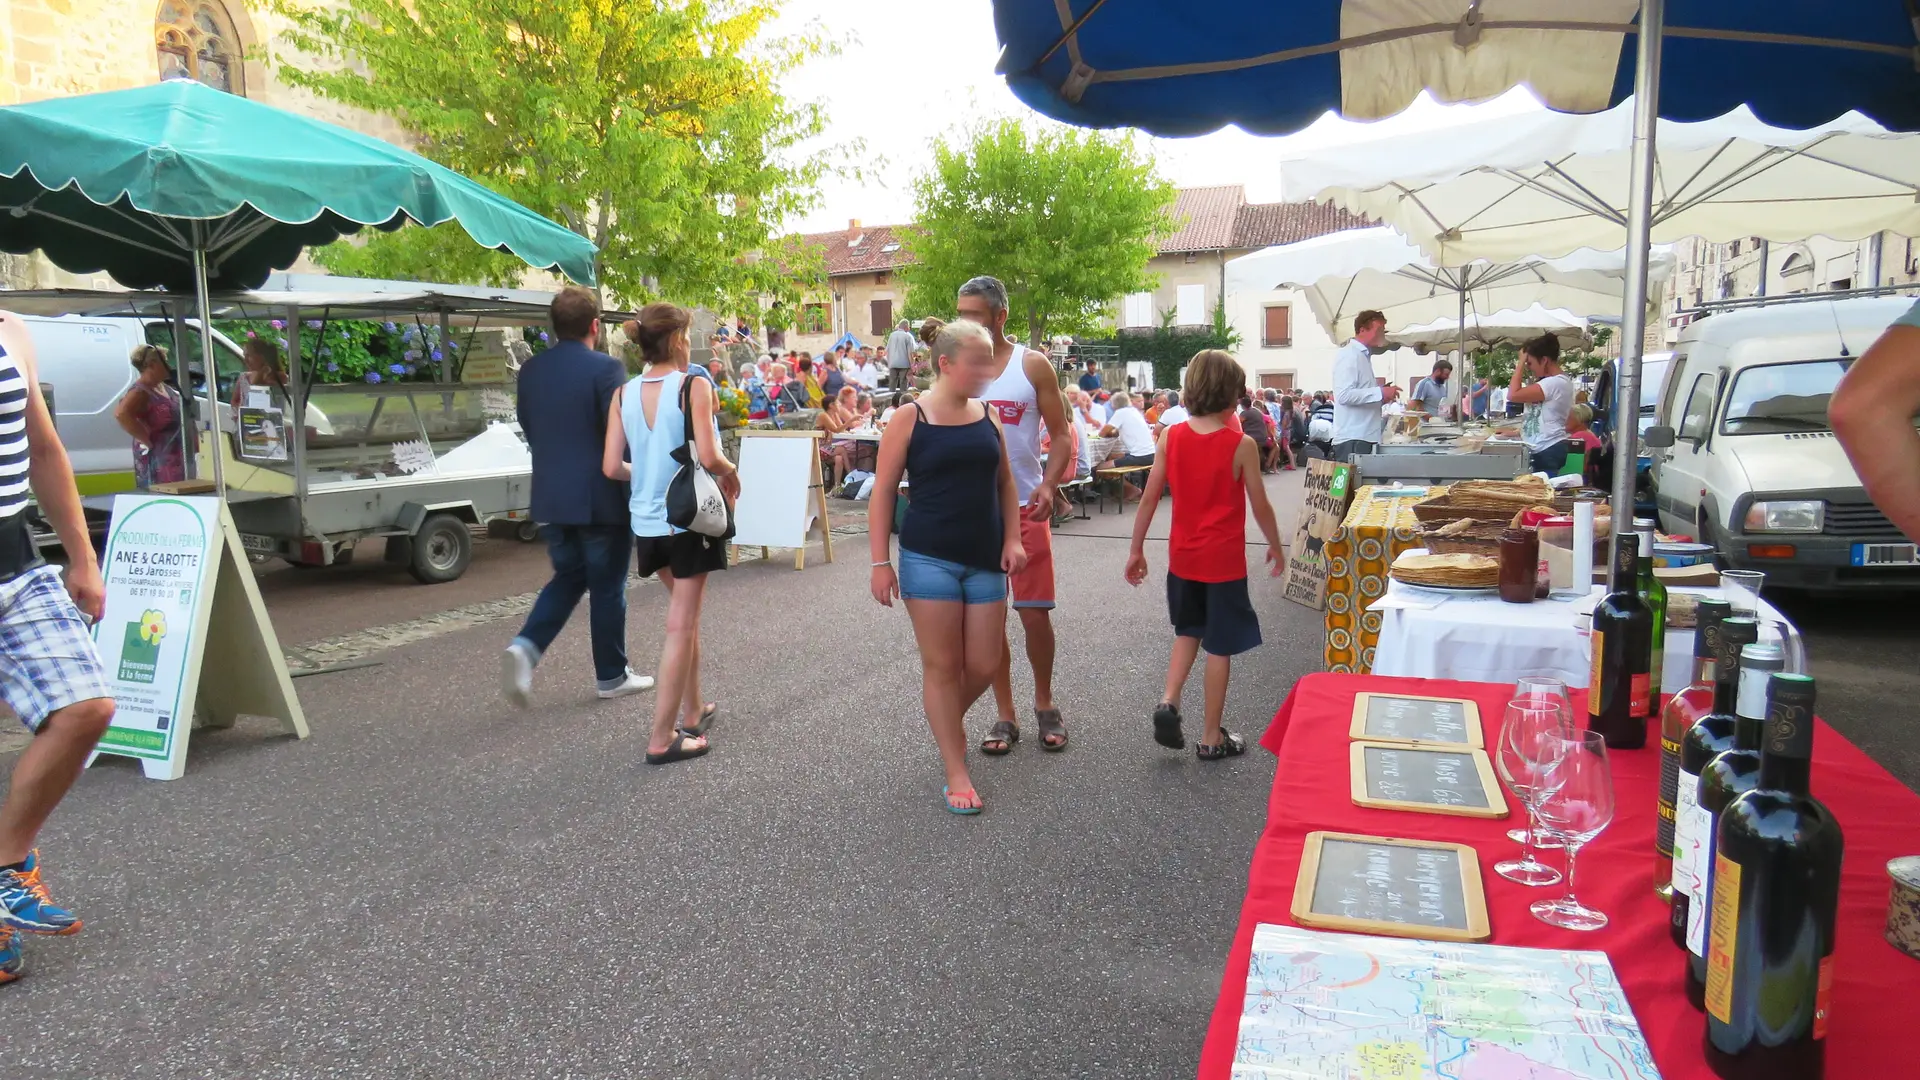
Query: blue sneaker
[
  {"left": 0, "top": 927, "right": 21, "bottom": 984},
  {"left": 0, "top": 850, "right": 82, "bottom": 936}
]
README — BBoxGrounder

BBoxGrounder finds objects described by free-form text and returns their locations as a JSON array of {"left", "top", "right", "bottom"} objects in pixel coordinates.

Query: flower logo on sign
[{"left": 139, "top": 609, "right": 167, "bottom": 645}]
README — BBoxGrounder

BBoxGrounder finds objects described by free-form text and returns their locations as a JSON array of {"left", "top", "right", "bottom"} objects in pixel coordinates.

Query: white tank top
[{"left": 979, "top": 343, "right": 1044, "bottom": 505}]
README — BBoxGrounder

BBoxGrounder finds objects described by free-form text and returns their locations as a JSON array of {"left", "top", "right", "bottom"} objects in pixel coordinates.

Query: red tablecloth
[{"left": 1198, "top": 673, "right": 1920, "bottom": 1080}]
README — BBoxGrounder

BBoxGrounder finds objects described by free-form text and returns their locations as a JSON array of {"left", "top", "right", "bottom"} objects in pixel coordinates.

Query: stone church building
[{"left": 0, "top": 0, "right": 395, "bottom": 288}]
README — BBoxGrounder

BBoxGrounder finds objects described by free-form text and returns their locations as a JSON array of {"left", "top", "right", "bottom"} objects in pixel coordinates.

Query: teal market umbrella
[{"left": 0, "top": 80, "right": 597, "bottom": 491}]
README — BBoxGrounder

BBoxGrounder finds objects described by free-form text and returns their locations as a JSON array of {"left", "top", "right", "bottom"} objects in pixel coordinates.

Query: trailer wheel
[
  {"left": 517, "top": 520, "right": 542, "bottom": 543},
  {"left": 408, "top": 514, "right": 472, "bottom": 584}
]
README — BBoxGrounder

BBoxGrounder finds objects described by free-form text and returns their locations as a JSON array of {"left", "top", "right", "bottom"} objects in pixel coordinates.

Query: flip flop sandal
[
  {"left": 1196, "top": 729, "right": 1247, "bottom": 761},
  {"left": 677, "top": 703, "right": 719, "bottom": 738},
  {"left": 1037, "top": 708, "right": 1069, "bottom": 752},
  {"left": 645, "top": 731, "right": 710, "bottom": 766},
  {"left": 942, "top": 786, "right": 983, "bottom": 815},
  {"left": 1152, "top": 703, "right": 1186, "bottom": 750},
  {"left": 981, "top": 720, "right": 1019, "bottom": 756}
]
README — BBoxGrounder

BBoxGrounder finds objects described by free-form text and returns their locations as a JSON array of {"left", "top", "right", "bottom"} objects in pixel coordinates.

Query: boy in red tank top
[{"left": 1124, "top": 350, "right": 1285, "bottom": 759}]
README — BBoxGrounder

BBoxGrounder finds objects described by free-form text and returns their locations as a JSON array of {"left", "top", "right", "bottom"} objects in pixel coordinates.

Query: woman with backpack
[{"left": 601, "top": 302, "right": 739, "bottom": 766}]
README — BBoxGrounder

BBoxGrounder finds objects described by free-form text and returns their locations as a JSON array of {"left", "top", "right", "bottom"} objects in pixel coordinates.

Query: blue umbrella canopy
[
  {"left": 993, "top": 1, "right": 1920, "bottom": 136},
  {"left": 0, "top": 80, "right": 596, "bottom": 290}
]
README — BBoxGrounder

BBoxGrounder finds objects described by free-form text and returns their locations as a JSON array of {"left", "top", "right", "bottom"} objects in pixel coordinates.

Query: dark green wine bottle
[
  {"left": 1675, "top": 617, "right": 1759, "bottom": 967},
  {"left": 1705, "top": 673, "right": 1842, "bottom": 1080}
]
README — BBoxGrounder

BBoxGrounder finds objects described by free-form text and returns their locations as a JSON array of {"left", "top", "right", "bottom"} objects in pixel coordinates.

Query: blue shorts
[
  {"left": 898, "top": 549, "right": 1007, "bottom": 605},
  {"left": 1166, "top": 572, "right": 1263, "bottom": 657}
]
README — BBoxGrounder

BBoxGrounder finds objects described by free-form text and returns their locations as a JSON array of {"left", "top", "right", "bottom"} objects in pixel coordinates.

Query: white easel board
[
  {"left": 730, "top": 430, "right": 833, "bottom": 570},
  {"left": 89, "top": 494, "right": 307, "bottom": 780}
]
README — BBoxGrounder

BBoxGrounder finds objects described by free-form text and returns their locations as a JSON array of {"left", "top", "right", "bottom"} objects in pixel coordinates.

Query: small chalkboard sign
[
  {"left": 1291, "top": 831, "right": 1490, "bottom": 942},
  {"left": 1349, "top": 741, "right": 1510, "bottom": 818},
  {"left": 1349, "top": 693, "right": 1482, "bottom": 748}
]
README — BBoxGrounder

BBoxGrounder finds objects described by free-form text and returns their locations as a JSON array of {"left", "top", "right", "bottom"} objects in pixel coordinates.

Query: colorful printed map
[{"left": 1232, "top": 925, "right": 1662, "bottom": 1080}]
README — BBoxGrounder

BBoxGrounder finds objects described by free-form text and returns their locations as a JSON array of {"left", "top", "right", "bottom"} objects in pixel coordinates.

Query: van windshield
[{"left": 1720, "top": 359, "right": 1850, "bottom": 435}]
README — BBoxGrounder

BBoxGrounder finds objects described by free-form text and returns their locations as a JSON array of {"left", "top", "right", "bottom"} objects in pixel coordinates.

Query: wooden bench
[
  {"left": 1057, "top": 474, "right": 1094, "bottom": 521},
  {"left": 1093, "top": 464, "right": 1152, "bottom": 514}
]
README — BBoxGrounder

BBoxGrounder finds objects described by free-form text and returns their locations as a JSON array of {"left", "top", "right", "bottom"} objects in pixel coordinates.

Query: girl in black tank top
[
  {"left": 898, "top": 400, "right": 1003, "bottom": 570},
  {"left": 865, "top": 316, "right": 1025, "bottom": 817}
]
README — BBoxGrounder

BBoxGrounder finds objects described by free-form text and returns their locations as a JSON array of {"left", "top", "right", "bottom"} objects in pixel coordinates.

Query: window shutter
[
  {"left": 1263, "top": 306, "right": 1291, "bottom": 347},
  {"left": 870, "top": 299, "right": 893, "bottom": 336}
]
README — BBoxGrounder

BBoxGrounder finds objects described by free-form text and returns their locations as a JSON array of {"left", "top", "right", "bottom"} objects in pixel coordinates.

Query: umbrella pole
[
  {"left": 1457, "top": 286, "right": 1467, "bottom": 421},
  {"left": 192, "top": 239, "right": 226, "bottom": 496},
  {"left": 1609, "top": 0, "right": 1665, "bottom": 578}
]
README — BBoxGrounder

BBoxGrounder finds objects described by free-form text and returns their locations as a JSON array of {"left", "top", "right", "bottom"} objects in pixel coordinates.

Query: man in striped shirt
[{"left": 0, "top": 312, "right": 115, "bottom": 984}]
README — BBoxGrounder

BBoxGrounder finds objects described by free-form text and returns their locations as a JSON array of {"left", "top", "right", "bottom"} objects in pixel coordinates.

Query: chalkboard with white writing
[
  {"left": 1291, "top": 831, "right": 1490, "bottom": 942},
  {"left": 1348, "top": 693, "right": 1482, "bottom": 748},
  {"left": 1349, "top": 742, "right": 1510, "bottom": 818}
]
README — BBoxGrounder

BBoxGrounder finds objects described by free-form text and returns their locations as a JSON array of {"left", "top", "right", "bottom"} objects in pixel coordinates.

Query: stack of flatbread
[{"left": 1391, "top": 551, "right": 1501, "bottom": 589}]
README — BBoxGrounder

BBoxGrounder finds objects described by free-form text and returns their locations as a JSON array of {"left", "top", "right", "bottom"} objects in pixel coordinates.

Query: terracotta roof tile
[
  {"left": 1231, "top": 201, "right": 1373, "bottom": 249},
  {"left": 788, "top": 224, "right": 917, "bottom": 278},
  {"left": 1158, "top": 185, "right": 1246, "bottom": 253}
]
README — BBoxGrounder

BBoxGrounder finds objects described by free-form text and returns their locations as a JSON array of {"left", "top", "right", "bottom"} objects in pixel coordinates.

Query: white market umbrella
[
  {"left": 1279, "top": 101, "right": 1920, "bottom": 264},
  {"left": 1386, "top": 305, "right": 1591, "bottom": 354},
  {"left": 1225, "top": 226, "right": 1669, "bottom": 341}
]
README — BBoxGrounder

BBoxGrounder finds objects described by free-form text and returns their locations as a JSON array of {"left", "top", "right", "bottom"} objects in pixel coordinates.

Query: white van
[
  {"left": 11, "top": 314, "right": 247, "bottom": 494},
  {"left": 1644, "top": 294, "right": 1918, "bottom": 590}
]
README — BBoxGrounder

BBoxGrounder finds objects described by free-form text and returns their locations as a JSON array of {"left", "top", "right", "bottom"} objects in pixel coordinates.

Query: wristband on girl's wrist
[{"left": 871, "top": 560, "right": 891, "bottom": 568}]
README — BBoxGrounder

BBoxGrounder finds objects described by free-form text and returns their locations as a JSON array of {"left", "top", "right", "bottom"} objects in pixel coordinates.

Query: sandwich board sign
[
  {"left": 1283, "top": 458, "right": 1353, "bottom": 610},
  {"left": 88, "top": 494, "right": 306, "bottom": 780}
]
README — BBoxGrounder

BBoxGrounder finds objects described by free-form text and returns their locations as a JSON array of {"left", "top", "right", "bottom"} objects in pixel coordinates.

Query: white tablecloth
[{"left": 1369, "top": 582, "right": 1791, "bottom": 694}]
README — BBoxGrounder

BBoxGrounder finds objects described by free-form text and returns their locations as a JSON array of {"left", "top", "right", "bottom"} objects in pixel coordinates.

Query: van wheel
[
  {"left": 408, "top": 514, "right": 472, "bottom": 584},
  {"left": 517, "top": 520, "right": 541, "bottom": 543},
  {"left": 1698, "top": 514, "right": 1732, "bottom": 571}
]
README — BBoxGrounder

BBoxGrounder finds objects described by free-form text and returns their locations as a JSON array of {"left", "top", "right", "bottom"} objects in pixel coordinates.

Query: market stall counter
[
  {"left": 1322, "top": 484, "right": 1428, "bottom": 674},
  {"left": 1198, "top": 673, "right": 1920, "bottom": 1079}
]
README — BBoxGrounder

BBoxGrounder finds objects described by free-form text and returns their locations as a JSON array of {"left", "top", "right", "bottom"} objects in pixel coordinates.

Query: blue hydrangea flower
[
  {"left": 340, "top": 329, "right": 352, "bottom": 341},
  {"left": 403, "top": 364, "right": 417, "bottom": 376},
  {"left": 388, "top": 363, "right": 406, "bottom": 375},
  {"left": 403, "top": 349, "right": 419, "bottom": 362},
  {"left": 326, "top": 362, "right": 339, "bottom": 373},
  {"left": 365, "top": 371, "right": 382, "bottom": 384},
  {"left": 305, "top": 319, "right": 322, "bottom": 329},
  {"left": 403, "top": 326, "right": 419, "bottom": 341},
  {"left": 383, "top": 321, "right": 397, "bottom": 333},
  {"left": 318, "top": 347, "right": 332, "bottom": 358},
  {"left": 276, "top": 337, "right": 287, "bottom": 349},
  {"left": 538, "top": 331, "right": 550, "bottom": 342},
  {"left": 430, "top": 349, "right": 443, "bottom": 361}
]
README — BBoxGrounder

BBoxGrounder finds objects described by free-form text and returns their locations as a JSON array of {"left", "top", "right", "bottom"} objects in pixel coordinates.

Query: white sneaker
[
  {"left": 597, "top": 669, "right": 655, "bottom": 699},
  {"left": 500, "top": 642, "right": 534, "bottom": 709}
]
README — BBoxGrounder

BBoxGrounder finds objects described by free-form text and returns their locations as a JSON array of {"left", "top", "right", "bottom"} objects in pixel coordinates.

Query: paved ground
[
  {"left": 1, "top": 477, "right": 1321, "bottom": 1079},
  {"left": 3, "top": 473, "right": 1911, "bottom": 1078}
]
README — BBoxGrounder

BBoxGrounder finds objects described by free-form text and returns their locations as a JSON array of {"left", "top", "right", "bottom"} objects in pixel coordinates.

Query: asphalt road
[{"left": 2, "top": 474, "right": 1911, "bottom": 1078}]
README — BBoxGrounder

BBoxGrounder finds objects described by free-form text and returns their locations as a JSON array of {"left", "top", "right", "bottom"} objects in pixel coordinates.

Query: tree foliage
[
  {"left": 901, "top": 120, "right": 1174, "bottom": 346},
  {"left": 270, "top": 0, "right": 830, "bottom": 310},
  {"left": 1472, "top": 325, "right": 1615, "bottom": 386}
]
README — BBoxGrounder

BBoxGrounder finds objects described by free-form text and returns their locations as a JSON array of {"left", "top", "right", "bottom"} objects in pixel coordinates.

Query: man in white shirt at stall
[
  {"left": 1100, "top": 389, "right": 1158, "bottom": 501},
  {"left": 1330, "top": 309, "right": 1399, "bottom": 462},
  {"left": 848, "top": 349, "right": 884, "bottom": 391}
]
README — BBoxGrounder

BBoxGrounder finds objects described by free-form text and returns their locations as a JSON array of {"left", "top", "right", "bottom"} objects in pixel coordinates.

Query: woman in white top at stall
[{"left": 1499, "top": 333, "right": 1576, "bottom": 475}]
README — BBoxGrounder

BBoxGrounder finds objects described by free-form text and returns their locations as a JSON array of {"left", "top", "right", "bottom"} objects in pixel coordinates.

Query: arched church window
[{"left": 155, "top": 1, "right": 244, "bottom": 95}]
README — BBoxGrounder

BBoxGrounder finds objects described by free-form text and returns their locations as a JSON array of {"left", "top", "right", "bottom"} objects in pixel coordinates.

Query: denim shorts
[{"left": 897, "top": 548, "right": 1007, "bottom": 605}]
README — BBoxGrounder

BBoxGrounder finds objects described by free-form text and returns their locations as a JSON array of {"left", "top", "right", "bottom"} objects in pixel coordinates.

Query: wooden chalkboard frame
[
  {"left": 1348, "top": 692, "right": 1484, "bottom": 749},
  {"left": 1291, "top": 831, "right": 1491, "bottom": 943},
  {"left": 1349, "top": 741, "right": 1510, "bottom": 818}
]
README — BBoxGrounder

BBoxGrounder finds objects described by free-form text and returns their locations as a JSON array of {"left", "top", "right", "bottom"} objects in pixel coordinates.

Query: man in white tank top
[{"left": 957, "top": 276, "right": 1074, "bottom": 753}]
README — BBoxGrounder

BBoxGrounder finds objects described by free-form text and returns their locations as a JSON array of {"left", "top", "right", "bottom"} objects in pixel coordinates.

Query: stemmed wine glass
[
  {"left": 1494, "top": 703, "right": 1570, "bottom": 887},
  {"left": 1507, "top": 676, "right": 1572, "bottom": 847},
  {"left": 1531, "top": 731, "right": 1617, "bottom": 931}
]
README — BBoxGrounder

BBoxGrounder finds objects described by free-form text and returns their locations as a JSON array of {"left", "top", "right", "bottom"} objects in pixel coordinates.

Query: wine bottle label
[
  {"left": 1814, "top": 954, "right": 1834, "bottom": 1039},
  {"left": 1671, "top": 769, "right": 1703, "bottom": 900},
  {"left": 1684, "top": 800, "right": 1715, "bottom": 955},
  {"left": 1705, "top": 851, "right": 1742, "bottom": 1024},
  {"left": 1630, "top": 672, "right": 1651, "bottom": 716},
  {"left": 1656, "top": 738, "right": 1681, "bottom": 857},
  {"left": 1588, "top": 630, "right": 1605, "bottom": 716}
]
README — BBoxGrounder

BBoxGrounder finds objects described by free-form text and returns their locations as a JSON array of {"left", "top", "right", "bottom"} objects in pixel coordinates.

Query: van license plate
[
  {"left": 240, "top": 533, "right": 277, "bottom": 556},
  {"left": 1852, "top": 543, "right": 1919, "bottom": 566}
]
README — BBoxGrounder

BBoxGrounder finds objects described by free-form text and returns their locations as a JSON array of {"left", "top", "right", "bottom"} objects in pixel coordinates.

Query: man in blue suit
[{"left": 501, "top": 286, "right": 652, "bottom": 706}]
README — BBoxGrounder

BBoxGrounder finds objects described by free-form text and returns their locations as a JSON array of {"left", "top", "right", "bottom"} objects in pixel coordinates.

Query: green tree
[
  {"left": 271, "top": 0, "right": 830, "bottom": 310},
  {"left": 901, "top": 119, "right": 1175, "bottom": 345}
]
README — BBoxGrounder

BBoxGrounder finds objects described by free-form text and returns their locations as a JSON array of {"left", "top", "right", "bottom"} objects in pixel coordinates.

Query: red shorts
[{"left": 1011, "top": 511, "right": 1055, "bottom": 610}]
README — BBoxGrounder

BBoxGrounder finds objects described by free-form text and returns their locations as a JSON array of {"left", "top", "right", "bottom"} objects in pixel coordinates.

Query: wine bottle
[
  {"left": 1674, "top": 617, "right": 1759, "bottom": 963},
  {"left": 1688, "top": 639, "right": 1786, "bottom": 1008},
  {"left": 1657, "top": 598, "right": 1731, "bottom": 903},
  {"left": 1635, "top": 518, "right": 1670, "bottom": 701},
  {"left": 1589, "top": 533, "right": 1653, "bottom": 749},
  {"left": 1705, "top": 674, "right": 1843, "bottom": 1080}
]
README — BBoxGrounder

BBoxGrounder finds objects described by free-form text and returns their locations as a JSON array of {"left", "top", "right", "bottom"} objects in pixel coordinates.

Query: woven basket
[{"left": 1411, "top": 497, "right": 1481, "bottom": 525}]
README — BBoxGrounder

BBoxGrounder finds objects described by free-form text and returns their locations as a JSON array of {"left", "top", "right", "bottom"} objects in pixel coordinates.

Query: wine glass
[
  {"left": 1494, "top": 703, "right": 1569, "bottom": 887},
  {"left": 1531, "top": 731, "right": 1617, "bottom": 931},
  {"left": 1507, "top": 676, "right": 1572, "bottom": 847}
]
